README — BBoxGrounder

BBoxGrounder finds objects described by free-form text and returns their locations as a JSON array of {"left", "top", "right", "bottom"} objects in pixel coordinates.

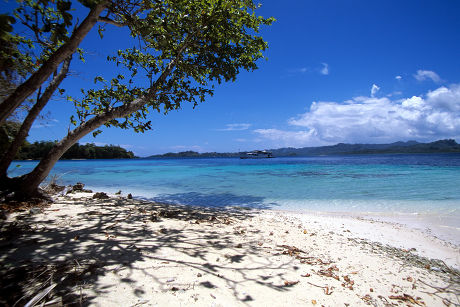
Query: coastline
[{"left": 1, "top": 191, "right": 459, "bottom": 306}]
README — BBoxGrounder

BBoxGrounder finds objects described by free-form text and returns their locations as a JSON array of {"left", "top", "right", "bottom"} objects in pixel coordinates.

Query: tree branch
[
  {"left": 0, "top": 1, "right": 108, "bottom": 126},
  {"left": 98, "top": 16, "right": 125, "bottom": 27},
  {"left": 0, "top": 57, "right": 72, "bottom": 177}
]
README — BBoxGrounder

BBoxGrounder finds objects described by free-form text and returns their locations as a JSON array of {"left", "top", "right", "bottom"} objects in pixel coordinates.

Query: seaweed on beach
[
  {"left": 0, "top": 258, "right": 102, "bottom": 306},
  {"left": 347, "top": 237, "right": 460, "bottom": 306}
]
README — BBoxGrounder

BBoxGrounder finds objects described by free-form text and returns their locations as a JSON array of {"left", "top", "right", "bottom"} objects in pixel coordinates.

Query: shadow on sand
[
  {"left": 145, "top": 191, "right": 280, "bottom": 210},
  {"left": 0, "top": 193, "right": 293, "bottom": 306}
]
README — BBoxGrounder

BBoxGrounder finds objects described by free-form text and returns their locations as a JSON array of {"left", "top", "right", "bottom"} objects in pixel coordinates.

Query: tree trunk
[
  {"left": 17, "top": 96, "right": 147, "bottom": 196},
  {"left": 0, "top": 1, "right": 107, "bottom": 125},
  {"left": 16, "top": 44, "right": 185, "bottom": 198},
  {"left": 0, "top": 57, "right": 71, "bottom": 178}
]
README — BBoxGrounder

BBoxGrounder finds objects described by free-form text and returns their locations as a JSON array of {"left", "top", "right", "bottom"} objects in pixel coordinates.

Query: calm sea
[{"left": 10, "top": 154, "right": 460, "bottom": 242}]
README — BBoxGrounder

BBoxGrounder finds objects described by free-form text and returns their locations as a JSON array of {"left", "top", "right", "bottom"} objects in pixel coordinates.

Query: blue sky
[{"left": 10, "top": 0, "right": 460, "bottom": 156}]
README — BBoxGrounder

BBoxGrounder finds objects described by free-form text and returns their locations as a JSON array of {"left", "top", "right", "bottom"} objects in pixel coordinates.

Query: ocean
[{"left": 9, "top": 154, "right": 460, "bottom": 243}]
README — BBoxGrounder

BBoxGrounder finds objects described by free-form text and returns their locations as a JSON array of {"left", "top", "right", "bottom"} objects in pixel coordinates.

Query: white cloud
[
  {"left": 387, "top": 91, "right": 402, "bottom": 97},
  {"left": 320, "top": 63, "right": 329, "bottom": 75},
  {"left": 425, "top": 85, "right": 460, "bottom": 112},
  {"left": 288, "top": 67, "right": 308, "bottom": 74},
  {"left": 253, "top": 129, "right": 324, "bottom": 147},
  {"left": 255, "top": 84, "right": 460, "bottom": 146},
  {"left": 32, "top": 123, "right": 56, "bottom": 129},
  {"left": 371, "top": 84, "right": 380, "bottom": 97},
  {"left": 31, "top": 118, "right": 59, "bottom": 129},
  {"left": 414, "top": 70, "right": 441, "bottom": 83},
  {"left": 395, "top": 75, "right": 402, "bottom": 80},
  {"left": 217, "top": 123, "right": 251, "bottom": 131},
  {"left": 299, "top": 67, "right": 308, "bottom": 73}
]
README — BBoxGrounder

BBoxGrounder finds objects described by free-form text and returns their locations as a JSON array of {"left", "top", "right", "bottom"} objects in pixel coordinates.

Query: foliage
[
  {"left": 0, "top": 120, "right": 134, "bottom": 160},
  {"left": 2, "top": 0, "right": 274, "bottom": 197},
  {"left": 1, "top": 0, "right": 78, "bottom": 83},
  {"left": 0, "top": 13, "right": 32, "bottom": 80},
  {"left": 0, "top": 0, "right": 79, "bottom": 122},
  {"left": 0, "top": 121, "right": 27, "bottom": 153},
  {"left": 13, "top": 0, "right": 76, "bottom": 62},
  {"left": 0, "top": 13, "right": 33, "bottom": 105},
  {"left": 16, "top": 141, "right": 135, "bottom": 160},
  {"left": 70, "top": 0, "right": 275, "bottom": 135}
]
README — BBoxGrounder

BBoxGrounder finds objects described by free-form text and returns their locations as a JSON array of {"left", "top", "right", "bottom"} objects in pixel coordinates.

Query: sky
[{"left": 7, "top": 0, "right": 460, "bottom": 156}]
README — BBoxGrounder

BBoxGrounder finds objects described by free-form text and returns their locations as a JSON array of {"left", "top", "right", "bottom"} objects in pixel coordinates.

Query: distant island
[
  {"left": 150, "top": 139, "right": 460, "bottom": 158},
  {"left": 15, "top": 142, "right": 135, "bottom": 160}
]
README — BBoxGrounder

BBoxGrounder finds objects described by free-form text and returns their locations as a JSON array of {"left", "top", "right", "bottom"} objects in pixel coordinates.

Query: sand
[{"left": 1, "top": 192, "right": 459, "bottom": 306}]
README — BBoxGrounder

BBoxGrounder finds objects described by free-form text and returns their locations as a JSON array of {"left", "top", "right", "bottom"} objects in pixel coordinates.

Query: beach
[{"left": 1, "top": 191, "right": 459, "bottom": 306}]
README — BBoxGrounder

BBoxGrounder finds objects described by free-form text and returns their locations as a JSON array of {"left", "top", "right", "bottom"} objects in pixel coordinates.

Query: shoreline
[
  {"left": 1, "top": 191, "right": 459, "bottom": 306},
  {"left": 88, "top": 185, "right": 460, "bottom": 247}
]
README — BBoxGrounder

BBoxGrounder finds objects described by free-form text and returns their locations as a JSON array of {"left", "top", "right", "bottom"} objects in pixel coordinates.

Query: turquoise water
[{"left": 9, "top": 154, "right": 460, "bottom": 215}]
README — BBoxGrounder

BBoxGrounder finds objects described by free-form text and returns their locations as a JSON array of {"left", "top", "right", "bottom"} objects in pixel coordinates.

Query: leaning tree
[
  {"left": 0, "top": 0, "right": 106, "bottom": 125},
  {"left": 0, "top": 0, "right": 160, "bottom": 181},
  {"left": 8, "top": 0, "right": 274, "bottom": 198},
  {"left": 0, "top": 0, "right": 154, "bottom": 125}
]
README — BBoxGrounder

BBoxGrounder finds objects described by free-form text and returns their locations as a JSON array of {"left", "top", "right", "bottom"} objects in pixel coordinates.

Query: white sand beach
[{"left": 1, "top": 191, "right": 459, "bottom": 306}]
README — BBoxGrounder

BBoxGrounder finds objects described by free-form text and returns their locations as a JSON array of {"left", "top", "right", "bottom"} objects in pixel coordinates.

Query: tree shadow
[
  {"left": 145, "top": 191, "right": 280, "bottom": 210},
  {"left": 0, "top": 194, "right": 295, "bottom": 306}
]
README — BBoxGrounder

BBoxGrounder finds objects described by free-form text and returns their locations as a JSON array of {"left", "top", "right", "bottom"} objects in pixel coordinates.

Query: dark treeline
[
  {"left": 1, "top": 121, "right": 135, "bottom": 160},
  {"left": 150, "top": 139, "right": 460, "bottom": 158},
  {"left": 16, "top": 141, "right": 135, "bottom": 160}
]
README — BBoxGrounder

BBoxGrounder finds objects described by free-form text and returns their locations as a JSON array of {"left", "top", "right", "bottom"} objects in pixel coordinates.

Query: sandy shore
[{"left": 1, "top": 192, "right": 459, "bottom": 306}]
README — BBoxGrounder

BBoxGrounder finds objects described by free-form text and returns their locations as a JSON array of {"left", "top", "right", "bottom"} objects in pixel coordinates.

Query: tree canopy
[
  {"left": 17, "top": 141, "right": 135, "bottom": 160},
  {"left": 0, "top": 0, "right": 274, "bottom": 198}
]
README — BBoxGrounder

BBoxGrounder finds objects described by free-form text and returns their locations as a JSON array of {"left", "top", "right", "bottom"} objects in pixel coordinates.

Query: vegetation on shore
[
  {"left": 18, "top": 141, "right": 134, "bottom": 160},
  {"left": 1, "top": 121, "right": 134, "bottom": 160},
  {"left": 150, "top": 139, "right": 460, "bottom": 158}
]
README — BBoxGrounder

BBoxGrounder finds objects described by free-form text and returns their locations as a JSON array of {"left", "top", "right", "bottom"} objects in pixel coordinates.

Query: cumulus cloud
[
  {"left": 253, "top": 129, "right": 318, "bottom": 146},
  {"left": 320, "top": 63, "right": 329, "bottom": 75},
  {"left": 254, "top": 84, "right": 460, "bottom": 146},
  {"left": 414, "top": 70, "right": 441, "bottom": 83},
  {"left": 370, "top": 84, "right": 380, "bottom": 97},
  {"left": 395, "top": 75, "right": 402, "bottom": 80},
  {"left": 217, "top": 123, "right": 251, "bottom": 131}
]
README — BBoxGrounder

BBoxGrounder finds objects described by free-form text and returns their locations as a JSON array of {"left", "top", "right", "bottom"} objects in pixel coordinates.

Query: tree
[
  {"left": 0, "top": 0, "right": 149, "bottom": 182},
  {"left": 0, "top": 121, "right": 22, "bottom": 153},
  {"left": 0, "top": 0, "right": 107, "bottom": 125},
  {"left": 7, "top": 0, "right": 274, "bottom": 198},
  {"left": 0, "top": 57, "right": 71, "bottom": 177},
  {"left": 0, "top": 0, "right": 150, "bottom": 125}
]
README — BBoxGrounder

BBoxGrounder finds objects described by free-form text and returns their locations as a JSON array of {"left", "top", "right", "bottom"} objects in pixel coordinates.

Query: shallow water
[{"left": 10, "top": 154, "right": 460, "bottom": 242}]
